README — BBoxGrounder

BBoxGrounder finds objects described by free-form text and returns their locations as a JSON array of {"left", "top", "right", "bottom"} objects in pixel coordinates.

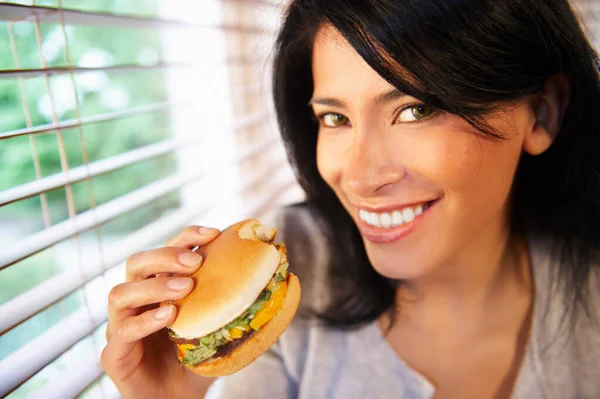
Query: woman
[{"left": 101, "top": 0, "right": 600, "bottom": 397}]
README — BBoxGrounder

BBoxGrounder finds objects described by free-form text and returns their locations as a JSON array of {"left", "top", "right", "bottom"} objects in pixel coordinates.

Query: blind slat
[
  {"left": 245, "top": 180, "right": 298, "bottom": 218},
  {"left": 0, "top": 3, "right": 273, "bottom": 32},
  {"left": 0, "top": 138, "right": 185, "bottom": 206},
  {"left": 0, "top": 170, "right": 205, "bottom": 271},
  {"left": 0, "top": 100, "right": 266, "bottom": 140},
  {"left": 0, "top": 56, "right": 259, "bottom": 79},
  {"left": 0, "top": 307, "right": 106, "bottom": 398},
  {"left": 0, "top": 101, "right": 178, "bottom": 140},
  {"left": 0, "top": 112, "right": 271, "bottom": 206},
  {"left": 33, "top": 358, "right": 105, "bottom": 399},
  {"left": 222, "top": 0, "right": 278, "bottom": 6},
  {"left": 0, "top": 63, "right": 186, "bottom": 79},
  {"left": 0, "top": 183, "right": 296, "bottom": 397}
]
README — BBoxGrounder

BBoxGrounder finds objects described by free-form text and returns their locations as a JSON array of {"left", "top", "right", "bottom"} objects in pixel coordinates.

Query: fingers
[
  {"left": 126, "top": 225, "right": 219, "bottom": 282},
  {"left": 126, "top": 247, "right": 204, "bottom": 282},
  {"left": 165, "top": 225, "right": 220, "bottom": 249},
  {"left": 103, "top": 226, "right": 220, "bottom": 382},
  {"left": 107, "top": 276, "right": 194, "bottom": 334},
  {"left": 115, "top": 304, "right": 176, "bottom": 345},
  {"left": 103, "top": 226, "right": 218, "bottom": 377},
  {"left": 102, "top": 304, "right": 177, "bottom": 377},
  {"left": 125, "top": 226, "right": 219, "bottom": 282}
]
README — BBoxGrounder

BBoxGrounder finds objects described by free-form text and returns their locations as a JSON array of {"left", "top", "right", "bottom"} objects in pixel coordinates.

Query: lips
[{"left": 355, "top": 199, "right": 439, "bottom": 244}]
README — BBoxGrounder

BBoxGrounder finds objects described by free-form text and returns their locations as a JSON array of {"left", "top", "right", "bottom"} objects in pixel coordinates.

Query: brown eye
[
  {"left": 322, "top": 113, "right": 350, "bottom": 127},
  {"left": 412, "top": 105, "right": 434, "bottom": 119},
  {"left": 397, "top": 104, "right": 435, "bottom": 122}
]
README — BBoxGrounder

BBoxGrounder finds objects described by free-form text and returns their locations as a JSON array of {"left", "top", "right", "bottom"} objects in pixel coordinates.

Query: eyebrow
[
  {"left": 308, "top": 88, "right": 408, "bottom": 108},
  {"left": 374, "top": 88, "right": 408, "bottom": 106}
]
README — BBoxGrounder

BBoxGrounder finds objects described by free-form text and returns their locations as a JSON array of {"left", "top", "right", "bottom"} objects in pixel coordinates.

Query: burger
[{"left": 165, "top": 219, "right": 301, "bottom": 376}]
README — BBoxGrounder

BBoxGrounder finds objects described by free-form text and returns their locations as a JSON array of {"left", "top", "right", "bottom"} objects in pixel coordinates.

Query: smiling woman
[
  {"left": 266, "top": 0, "right": 599, "bottom": 397},
  {"left": 310, "top": 24, "right": 567, "bottom": 281},
  {"left": 102, "top": 1, "right": 600, "bottom": 398},
  {"left": 274, "top": 0, "right": 600, "bottom": 326}
]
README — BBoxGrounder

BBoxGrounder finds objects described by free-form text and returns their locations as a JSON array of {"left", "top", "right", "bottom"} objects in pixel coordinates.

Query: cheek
[
  {"left": 459, "top": 138, "right": 520, "bottom": 200},
  {"left": 396, "top": 115, "right": 522, "bottom": 215},
  {"left": 420, "top": 128, "right": 522, "bottom": 212},
  {"left": 398, "top": 123, "right": 479, "bottom": 192}
]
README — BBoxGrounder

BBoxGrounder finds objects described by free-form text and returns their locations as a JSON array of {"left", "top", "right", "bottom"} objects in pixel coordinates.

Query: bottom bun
[{"left": 187, "top": 273, "right": 301, "bottom": 377}]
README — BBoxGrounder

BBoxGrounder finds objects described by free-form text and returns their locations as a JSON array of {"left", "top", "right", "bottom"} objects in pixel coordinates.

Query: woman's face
[{"left": 311, "top": 26, "right": 542, "bottom": 280}]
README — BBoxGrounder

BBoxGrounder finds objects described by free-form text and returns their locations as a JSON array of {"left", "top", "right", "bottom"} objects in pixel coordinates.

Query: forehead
[{"left": 312, "top": 25, "right": 395, "bottom": 98}]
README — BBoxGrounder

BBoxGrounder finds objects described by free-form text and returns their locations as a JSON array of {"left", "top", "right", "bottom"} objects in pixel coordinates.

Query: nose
[{"left": 345, "top": 128, "right": 405, "bottom": 197}]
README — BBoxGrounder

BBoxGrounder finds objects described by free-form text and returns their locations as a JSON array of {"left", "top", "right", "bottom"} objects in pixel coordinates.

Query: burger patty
[
  {"left": 170, "top": 335, "right": 200, "bottom": 346},
  {"left": 169, "top": 328, "right": 256, "bottom": 359},
  {"left": 212, "top": 329, "right": 257, "bottom": 359}
]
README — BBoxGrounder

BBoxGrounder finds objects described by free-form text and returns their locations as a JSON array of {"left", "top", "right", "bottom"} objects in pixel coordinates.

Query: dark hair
[{"left": 273, "top": 0, "right": 600, "bottom": 327}]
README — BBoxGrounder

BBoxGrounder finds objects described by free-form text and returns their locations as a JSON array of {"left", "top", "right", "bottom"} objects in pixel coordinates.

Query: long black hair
[{"left": 273, "top": 0, "right": 600, "bottom": 327}]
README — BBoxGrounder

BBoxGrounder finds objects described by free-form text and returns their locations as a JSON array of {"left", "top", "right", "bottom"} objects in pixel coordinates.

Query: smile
[
  {"left": 358, "top": 202, "right": 433, "bottom": 228},
  {"left": 355, "top": 199, "right": 439, "bottom": 244}
]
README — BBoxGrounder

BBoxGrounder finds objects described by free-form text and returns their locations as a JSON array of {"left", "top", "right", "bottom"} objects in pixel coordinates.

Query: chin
[{"left": 363, "top": 241, "right": 435, "bottom": 281}]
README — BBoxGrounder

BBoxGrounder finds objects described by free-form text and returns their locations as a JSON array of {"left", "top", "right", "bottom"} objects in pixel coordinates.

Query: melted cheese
[
  {"left": 176, "top": 343, "right": 196, "bottom": 360},
  {"left": 176, "top": 277, "right": 289, "bottom": 358},
  {"left": 229, "top": 327, "right": 244, "bottom": 339},
  {"left": 250, "top": 280, "right": 288, "bottom": 331}
]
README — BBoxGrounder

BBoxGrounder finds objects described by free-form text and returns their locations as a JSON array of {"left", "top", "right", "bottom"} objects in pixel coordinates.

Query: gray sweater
[{"left": 207, "top": 205, "right": 600, "bottom": 399}]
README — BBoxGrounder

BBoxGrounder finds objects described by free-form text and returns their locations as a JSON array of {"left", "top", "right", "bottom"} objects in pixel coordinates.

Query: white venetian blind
[{"left": 0, "top": 0, "right": 303, "bottom": 397}]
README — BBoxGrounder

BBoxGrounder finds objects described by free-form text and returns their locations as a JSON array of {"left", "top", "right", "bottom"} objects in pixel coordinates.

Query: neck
[{"left": 393, "top": 216, "right": 531, "bottom": 330}]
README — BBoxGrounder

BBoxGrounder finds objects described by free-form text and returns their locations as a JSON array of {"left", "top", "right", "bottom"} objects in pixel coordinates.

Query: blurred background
[
  {"left": 0, "top": 0, "right": 303, "bottom": 397},
  {"left": 1, "top": 0, "right": 600, "bottom": 398}
]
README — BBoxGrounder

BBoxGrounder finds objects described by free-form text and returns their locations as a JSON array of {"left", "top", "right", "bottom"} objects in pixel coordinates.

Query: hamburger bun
[
  {"left": 169, "top": 219, "right": 281, "bottom": 339},
  {"left": 189, "top": 273, "right": 301, "bottom": 376}
]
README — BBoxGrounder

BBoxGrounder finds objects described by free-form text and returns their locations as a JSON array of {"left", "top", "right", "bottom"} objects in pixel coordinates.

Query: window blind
[{"left": 0, "top": 0, "right": 303, "bottom": 397}]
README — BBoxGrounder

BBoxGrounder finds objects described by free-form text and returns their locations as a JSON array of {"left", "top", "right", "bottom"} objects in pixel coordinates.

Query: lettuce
[
  {"left": 181, "top": 345, "right": 217, "bottom": 367},
  {"left": 274, "top": 262, "right": 289, "bottom": 282},
  {"left": 177, "top": 267, "right": 289, "bottom": 366}
]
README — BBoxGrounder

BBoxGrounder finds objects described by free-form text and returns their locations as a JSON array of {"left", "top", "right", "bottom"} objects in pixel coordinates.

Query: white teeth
[
  {"left": 402, "top": 208, "right": 415, "bottom": 223},
  {"left": 380, "top": 212, "right": 392, "bottom": 228},
  {"left": 370, "top": 212, "right": 381, "bottom": 228},
  {"left": 392, "top": 211, "right": 403, "bottom": 225},
  {"left": 359, "top": 209, "right": 368, "bottom": 221},
  {"left": 359, "top": 203, "right": 428, "bottom": 228}
]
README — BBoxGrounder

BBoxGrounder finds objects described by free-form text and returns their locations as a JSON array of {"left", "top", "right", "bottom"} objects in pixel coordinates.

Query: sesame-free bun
[
  {"left": 189, "top": 273, "right": 301, "bottom": 377},
  {"left": 168, "top": 219, "right": 281, "bottom": 339}
]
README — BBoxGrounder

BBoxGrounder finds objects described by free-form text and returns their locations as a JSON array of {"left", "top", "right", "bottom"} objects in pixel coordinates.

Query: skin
[
  {"left": 101, "top": 227, "right": 220, "bottom": 398},
  {"left": 311, "top": 25, "right": 569, "bottom": 398}
]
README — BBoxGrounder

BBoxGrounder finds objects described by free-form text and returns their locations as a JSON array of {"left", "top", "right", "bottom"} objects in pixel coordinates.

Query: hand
[{"left": 101, "top": 226, "right": 220, "bottom": 399}]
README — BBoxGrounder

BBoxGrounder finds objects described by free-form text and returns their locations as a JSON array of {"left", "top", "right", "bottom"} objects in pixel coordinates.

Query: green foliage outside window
[{"left": 0, "top": 0, "right": 180, "bottom": 231}]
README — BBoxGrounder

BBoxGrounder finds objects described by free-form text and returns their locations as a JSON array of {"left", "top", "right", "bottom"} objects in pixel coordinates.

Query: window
[{"left": 0, "top": 0, "right": 302, "bottom": 397}]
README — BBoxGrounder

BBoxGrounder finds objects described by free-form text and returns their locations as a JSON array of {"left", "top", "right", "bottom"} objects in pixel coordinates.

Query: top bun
[{"left": 169, "top": 219, "right": 281, "bottom": 339}]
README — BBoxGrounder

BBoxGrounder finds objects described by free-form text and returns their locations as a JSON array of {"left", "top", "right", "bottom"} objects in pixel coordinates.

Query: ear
[{"left": 523, "top": 74, "right": 571, "bottom": 156}]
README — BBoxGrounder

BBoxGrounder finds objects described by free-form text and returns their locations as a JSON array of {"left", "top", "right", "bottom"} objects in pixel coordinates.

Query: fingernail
[
  {"left": 178, "top": 252, "right": 202, "bottom": 267},
  {"left": 198, "top": 227, "right": 219, "bottom": 235},
  {"left": 154, "top": 306, "right": 172, "bottom": 320},
  {"left": 167, "top": 277, "right": 192, "bottom": 291}
]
